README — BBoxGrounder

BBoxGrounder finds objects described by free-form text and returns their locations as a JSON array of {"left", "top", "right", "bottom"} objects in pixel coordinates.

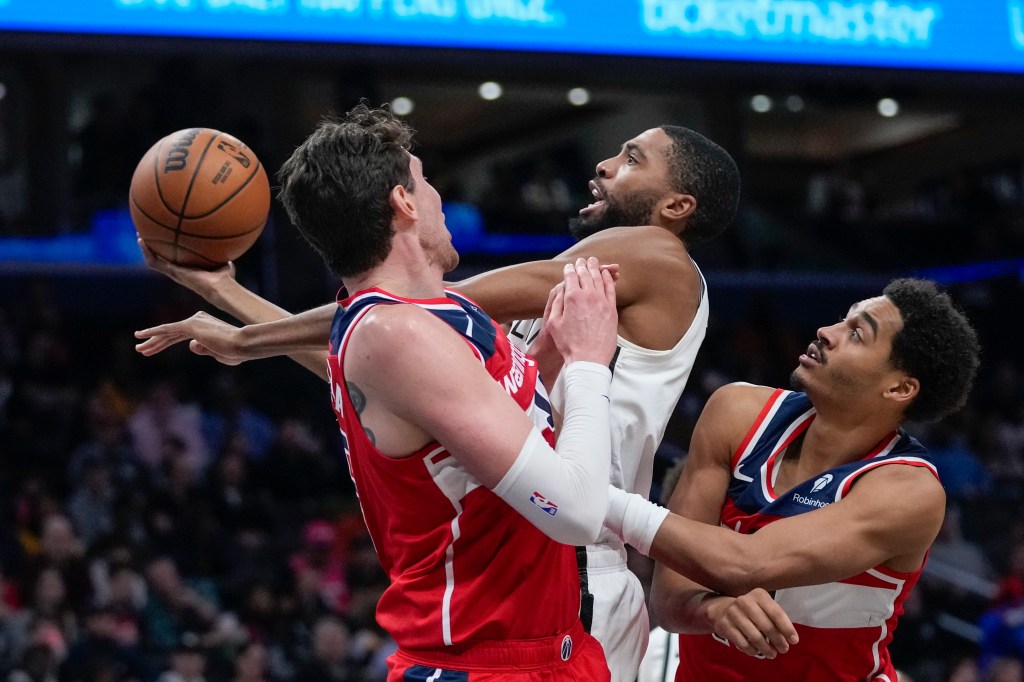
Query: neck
[
  {"left": 800, "top": 407, "right": 901, "bottom": 471},
  {"left": 342, "top": 240, "right": 446, "bottom": 300}
]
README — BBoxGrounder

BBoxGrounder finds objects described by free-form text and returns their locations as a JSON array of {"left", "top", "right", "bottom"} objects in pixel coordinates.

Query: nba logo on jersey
[
  {"left": 530, "top": 491, "right": 559, "bottom": 516},
  {"left": 810, "top": 473, "right": 834, "bottom": 493}
]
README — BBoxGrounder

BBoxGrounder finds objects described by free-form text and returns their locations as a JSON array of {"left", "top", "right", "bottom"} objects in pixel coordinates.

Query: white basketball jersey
[{"left": 507, "top": 264, "right": 708, "bottom": 510}]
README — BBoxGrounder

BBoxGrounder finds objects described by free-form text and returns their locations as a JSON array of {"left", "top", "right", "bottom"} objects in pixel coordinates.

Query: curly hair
[
  {"left": 883, "top": 278, "right": 980, "bottom": 422},
  {"left": 658, "top": 125, "right": 741, "bottom": 246},
  {"left": 277, "top": 103, "right": 415, "bottom": 278}
]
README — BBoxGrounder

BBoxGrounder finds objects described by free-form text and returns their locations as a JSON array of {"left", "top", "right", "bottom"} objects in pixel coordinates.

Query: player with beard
[{"left": 138, "top": 124, "right": 740, "bottom": 682}]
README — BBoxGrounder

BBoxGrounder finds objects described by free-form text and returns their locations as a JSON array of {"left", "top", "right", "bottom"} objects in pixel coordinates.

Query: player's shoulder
[
  {"left": 847, "top": 452, "right": 947, "bottom": 541},
  {"left": 578, "top": 225, "right": 686, "bottom": 255},
  {"left": 706, "top": 382, "right": 777, "bottom": 416},
  {"left": 855, "top": 454, "right": 945, "bottom": 499},
  {"left": 695, "top": 383, "right": 777, "bottom": 448},
  {"left": 348, "top": 303, "right": 463, "bottom": 361}
]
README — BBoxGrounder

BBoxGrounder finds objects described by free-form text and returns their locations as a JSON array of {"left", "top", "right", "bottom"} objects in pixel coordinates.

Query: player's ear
[
  {"left": 884, "top": 374, "right": 919, "bottom": 405},
  {"left": 660, "top": 193, "right": 696, "bottom": 223},
  {"left": 389, "top": 184, "right": 417, "bottom": 222}
]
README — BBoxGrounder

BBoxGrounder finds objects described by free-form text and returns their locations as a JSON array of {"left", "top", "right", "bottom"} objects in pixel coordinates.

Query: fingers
[
  {"left": 562, "top": 261, "right": 580, "bottom": 291},
  {"left": 601, "top": 264, "right": 617, "bottom": 301},
  {"left": 134, "top": 320, "right": 186, "bottom": 340},
  {"left": 575, "top": 257, "right": 596, "bottom": 290},
  {"left": 713, "top": 590, "right": 799, "bottom": 660},
  {"left": 542, "top": 278, "right": 560, "bottom": 320},
  {"left": 599, "top": 264, "right": 620, "bottom": 281},
  {"left": 134, "top": 332, "right": 191, "bottom": 356},
  {"left": 549, "top": 282, "right": 565, "bottom": 321},
  {"left": 733, "top": 601, "right": 788, "bottom": 658},
  {"left": 563, "top": 258, "right": 616, "bottom": 301}
]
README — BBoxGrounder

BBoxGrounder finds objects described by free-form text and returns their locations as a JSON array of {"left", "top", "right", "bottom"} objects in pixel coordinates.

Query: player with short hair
[
  {"left": 138, "top": 115, "right": 740, "bottom": 682},
  {"left": 136, "top": 104, "right": 620, "bottom": 681},
  {"left": 603, "top": 278, "right": 981, "bottom": 681}
]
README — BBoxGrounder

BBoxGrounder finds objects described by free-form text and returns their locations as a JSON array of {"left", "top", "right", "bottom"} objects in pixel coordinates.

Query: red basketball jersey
[
  {"left": 677, "top": 389, "right": 935, "bottom": 682},
  {"left": 327, "top": 288, "right": 582, "bottom": 654}
]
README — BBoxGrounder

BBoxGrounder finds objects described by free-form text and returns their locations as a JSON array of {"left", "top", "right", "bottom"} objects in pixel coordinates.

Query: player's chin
[
  {"left": 443, "top": 248, "right": 460, "bottom": 274},
  {"left": 788, "top": 367, "right": 807, "bottom": 392}
]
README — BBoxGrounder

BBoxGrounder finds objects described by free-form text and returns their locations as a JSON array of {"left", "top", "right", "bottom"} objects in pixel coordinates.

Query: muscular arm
[
  {"left": 617, "top": 383, "right": 946, "bottom": 596},
  {"left": 451, "top": 225, "right": 674, "bottom": 323},
  {"left": 348, "top": 259, "right": 618, "bottom": 544},
  {"left": 650, "top": 385, "right": 752, "bottom": 634}
]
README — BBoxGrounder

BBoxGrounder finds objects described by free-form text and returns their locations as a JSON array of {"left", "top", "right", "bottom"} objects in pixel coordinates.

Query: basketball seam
[
  {"left": 131, "top": 191, "right": 178, "bottom": 233},
  {"left": 138, "top": 237, "right": 223, "bottom": 267},
  {"left": 182, "top": 160, "right": 265, "bottom": 219},
  {"left": 131, "top": 192, "right": 266, "bottom": 239},
  {"left": 174, "top": 132, "right": 221, "bottom": 262}
]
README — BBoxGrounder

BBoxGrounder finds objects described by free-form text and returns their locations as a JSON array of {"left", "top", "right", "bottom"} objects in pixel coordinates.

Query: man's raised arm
[{"left": 139, "top": 239, "right": 333, "bottom": 379}]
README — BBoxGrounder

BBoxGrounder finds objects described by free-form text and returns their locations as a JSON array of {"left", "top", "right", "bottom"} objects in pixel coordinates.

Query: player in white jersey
[
  {"left": 500, "top": 266, "right": 707, "bottom": 680},
  {"left": 138, "top": 123, "right": 740, "bottom": 682}
]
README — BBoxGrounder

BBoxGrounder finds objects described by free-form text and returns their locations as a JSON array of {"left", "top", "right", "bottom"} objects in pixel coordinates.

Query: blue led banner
[{"left": 1, "top": 0, "right": 1023, "bottom": 74}]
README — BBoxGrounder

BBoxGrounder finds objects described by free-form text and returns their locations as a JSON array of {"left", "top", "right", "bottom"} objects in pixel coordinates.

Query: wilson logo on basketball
[{"left": 163, "top": 127, "right": 202, "bottom": 173}]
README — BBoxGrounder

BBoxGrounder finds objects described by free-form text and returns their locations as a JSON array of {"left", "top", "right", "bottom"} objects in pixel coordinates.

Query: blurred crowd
[
  {"left": 0, "top": 282, "right": 394, "bottom": 681},
  {"left": 1, "top": 272, "right": 1023, "bottom": 682}
]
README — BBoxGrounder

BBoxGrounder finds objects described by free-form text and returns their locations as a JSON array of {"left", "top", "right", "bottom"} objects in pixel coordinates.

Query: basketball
[{"left": 129, "top": 127, "right": 270, "bottom": 268}]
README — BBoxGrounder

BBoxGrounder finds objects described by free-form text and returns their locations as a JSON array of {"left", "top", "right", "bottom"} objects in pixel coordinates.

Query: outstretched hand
[
  {"left": 543, "top": 256, "right": 618, "bottom": 367},
  {"left": 706, "top": 589, "right": 799, "bottom": 660},
  {"left": 138, "top": 238, "right": 237, "bottom": 299},
  {"left": 135, "top": 311, "right": 247, "bottom": 365}
]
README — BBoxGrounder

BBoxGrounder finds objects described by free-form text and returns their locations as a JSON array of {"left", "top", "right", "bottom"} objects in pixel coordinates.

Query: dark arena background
[{"left": 1, "top": 1, "right": 1024, "bottom": 680}]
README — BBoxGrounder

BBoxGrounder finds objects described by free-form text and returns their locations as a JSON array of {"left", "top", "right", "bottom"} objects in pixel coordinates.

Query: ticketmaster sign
[{"left": 2, "top": 0, "right": 1023, "bottom": 74}]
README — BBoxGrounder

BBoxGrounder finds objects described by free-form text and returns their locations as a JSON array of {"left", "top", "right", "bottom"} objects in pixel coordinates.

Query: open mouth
[
  {"left": 801, "top": 341, "right": 825, "bottom": 365},
  {"left": 580, "top": 179, "right": 607, "bottom": 215}
]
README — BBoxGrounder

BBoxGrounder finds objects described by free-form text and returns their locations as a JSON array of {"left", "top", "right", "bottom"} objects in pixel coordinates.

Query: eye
[{"left": 626, "top": 154, "right": 638, "bottom": 166}]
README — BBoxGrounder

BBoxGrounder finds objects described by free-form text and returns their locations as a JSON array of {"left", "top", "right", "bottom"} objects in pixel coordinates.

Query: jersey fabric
[
  {"left": 676, "top": 389, "right": 936, "bottom": 682},
  {"left": 507, "top": 262, "right": 708, "bottom": 682},
  {"left": 327, "top": 287, "right": 606, "bottom": 678}
]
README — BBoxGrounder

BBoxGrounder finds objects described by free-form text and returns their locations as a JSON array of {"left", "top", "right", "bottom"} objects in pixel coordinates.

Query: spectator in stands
[
  {"left": 66, "top": 383, "right": 148, "bottom": 497},
  {"left": 296, "top": 616, "right": 353, "bottom": 682},
  {"left": 288, "top": 521, "right": 347, "bottom": 616},
  {"left": 993, "top": 540, "right": 1024, "bottom": 607},
  {"left": 5, "top": 642, "right": 60, "bottom": 682},
  {"left": 24, "top": 517, "right": 91, "bottom": 612},
  {"left": 260, "top": 418, "right": 338, "bottom": 521},
  {"left": 155, "top": 634, "right": 207, "bottom": 682},
  {"left": 129, "top": 382, "right": 210, "bottom": 477},
  {"left": 201, "top": 373, "right": 276, "bottom": 462},
  {"left": 142, "top": 558, "right": 219, "bottom": 657},
  {"left": 231, "top": 641, "right": 272, "bottom": 682},
  {"left": 59, "top": 602, "right": 151, "bottom": 681},
  {"left": 65, "top": 456, "right": 115, "bottom": 548}
]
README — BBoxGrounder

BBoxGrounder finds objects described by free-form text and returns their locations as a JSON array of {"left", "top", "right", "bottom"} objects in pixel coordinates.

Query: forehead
[
  {"left": 628, "top": 128, "right": 673, "bottom": 155},
  {"left": 848, "top": 296, "right": 904, "bottom": 336}
]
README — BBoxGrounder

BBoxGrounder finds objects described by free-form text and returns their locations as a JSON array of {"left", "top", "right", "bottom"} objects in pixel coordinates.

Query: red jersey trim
[
  {"left": 761, "top": 409, "right": 816, "bottom": 501},
  {"left": 731, "top": 388, "right": 787, "bottom": 472}
]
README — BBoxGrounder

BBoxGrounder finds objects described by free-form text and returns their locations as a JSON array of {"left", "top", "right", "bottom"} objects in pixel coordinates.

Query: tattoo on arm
[{"left": 346, "top": 381, "right": 375, "bottom": 445}]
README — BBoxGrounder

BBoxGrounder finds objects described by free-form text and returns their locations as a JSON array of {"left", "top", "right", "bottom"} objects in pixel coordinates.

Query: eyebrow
[
  {"left": 624, "top": 141, "right": 647, "bottom": 159},
  {"left": 856, "top": 311, "right": 879, "bottom": 338}
]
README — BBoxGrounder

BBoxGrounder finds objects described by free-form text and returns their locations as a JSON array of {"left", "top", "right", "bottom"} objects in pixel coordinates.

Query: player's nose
[{"left": 816, "top": 324, "right": 838, "bottom": 348}]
